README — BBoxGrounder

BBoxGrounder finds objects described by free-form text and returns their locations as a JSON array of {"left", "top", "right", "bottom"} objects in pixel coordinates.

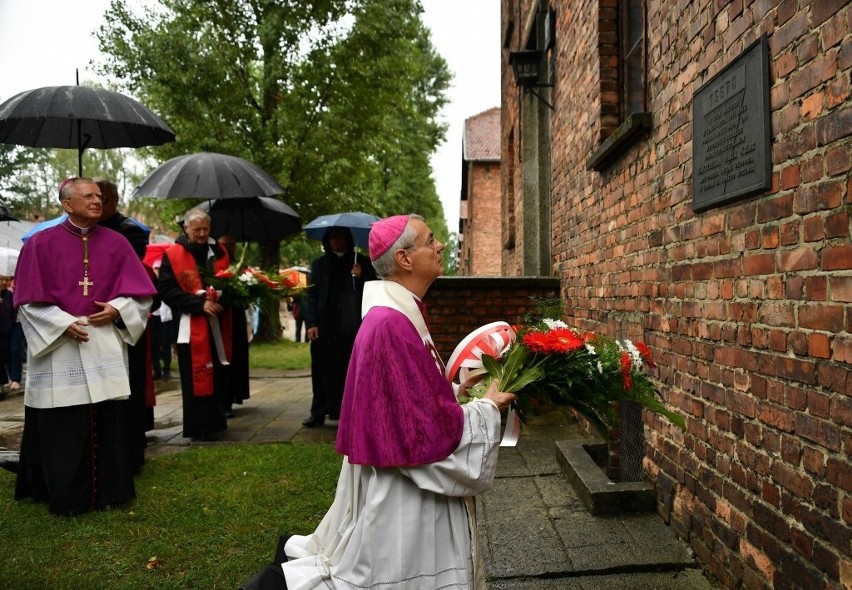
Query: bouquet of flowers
[
  {"left": 204, "top": 248, "right": 308, "bottom": 308},
  {"left": 447, "top": 314, "right": 684, "bottom": 438}
]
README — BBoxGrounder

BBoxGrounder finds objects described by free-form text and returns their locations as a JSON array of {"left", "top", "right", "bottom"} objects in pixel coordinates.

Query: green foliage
[
  {"left": 0, "top": 443, "right": 339, "bottom": 589},
  {"left": 95, "top": 0, "right": 453, "bottom": 340},
  {"left": 96, "top": 0, "right": 451, "bottom": 236}
]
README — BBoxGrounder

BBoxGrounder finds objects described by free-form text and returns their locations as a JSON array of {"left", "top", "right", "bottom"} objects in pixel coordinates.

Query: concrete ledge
[{"left": 555, "top": 440, "right": 655, "bottom": 515}]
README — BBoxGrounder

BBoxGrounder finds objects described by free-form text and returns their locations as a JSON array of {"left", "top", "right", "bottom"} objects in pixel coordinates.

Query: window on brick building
[
  {"left": 620, "top": 0, "right": 646, "bottom": 117},
  {"left": 588, "top": 0, "right": 652, "bottom": 171}
]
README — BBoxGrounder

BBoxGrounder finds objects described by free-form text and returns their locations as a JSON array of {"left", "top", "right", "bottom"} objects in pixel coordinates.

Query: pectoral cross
[
  {"left": 79, "top": 276, "right": 94, "bottom": 296},
  {"left": 79, "top": 235, "right": 93, "bottom": 295}
]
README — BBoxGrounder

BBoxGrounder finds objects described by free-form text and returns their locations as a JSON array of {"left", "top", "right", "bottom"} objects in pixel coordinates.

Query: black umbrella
[
  {"left": 0, "top": 85, "right": 175, "bottom": 176},
  {"left": 132, "top": 152, "right": 285, "bottom": 200},
  {"left": 195, "top": 197, "right": 301, "bottom": 243},
  {"left": 0, "top": 199, "right": 18, "bottom": 222}
]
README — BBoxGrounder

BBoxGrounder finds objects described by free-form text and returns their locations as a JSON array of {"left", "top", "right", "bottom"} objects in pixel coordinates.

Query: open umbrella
[
  {"left": 21, "top": 213, "right": 151, "bottom": 243},
  {"left": 0, "top": 85, "right": 175, "bottom": 176},
  {"left": 143, "top": 242, "right": 171, "bottom": 268},
  {"left": 20, "top": 214, "right": 67, "bottom": 242},
  {"left": 194, "top": 197, "right": 300, "bottom": 243},
  {"left": 304, "top": 212, "right": 379, "bottom": 289},
  {"left": 0, "top": 247, "right": 20, "bottom": 276},
  {"left": 133, "top": 152, "right": 285, "bottom": 201},
  {"left": 303, "top": 211, "right": 379, "bottom": 248},
  {"left": 0, "top": 200, "right": 18, "bottom": 222}
]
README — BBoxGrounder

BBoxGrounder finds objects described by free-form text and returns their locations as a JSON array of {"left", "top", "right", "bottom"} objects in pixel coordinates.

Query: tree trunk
[{"left": 254, "top": 241, "right": 282, "bottom": 343}]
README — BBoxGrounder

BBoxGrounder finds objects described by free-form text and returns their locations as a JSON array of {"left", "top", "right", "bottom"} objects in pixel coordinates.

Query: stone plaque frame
[{"left": 692, "top": 36, "right": 771, "bottom": 212}]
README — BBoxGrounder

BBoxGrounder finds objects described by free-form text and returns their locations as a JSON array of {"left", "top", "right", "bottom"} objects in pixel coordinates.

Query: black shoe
[
  {"left": 225, "top": 410, "right": 236, "bottom": 419},
  {"left": 162, "top": 371, "right": 171, "bottom": 381},
  {"left": 301, "top": 416, "right": 324, "bottom": 428}
]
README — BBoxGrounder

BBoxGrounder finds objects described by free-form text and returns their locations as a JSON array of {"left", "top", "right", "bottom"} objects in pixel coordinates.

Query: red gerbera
[
  {"left": 620, "top": 352, "right": 633, "bottom": 390},
  {"left": 522, "top": 331, "right": 552, "bottom": 353},
  {"left": 634, "top": 342, "right": 656, "bottom": 368},
  {"left": 546, "top": 328, "right": 585, "bottom": 353},
  {"left": 522, "top": 328, "right": 584, "bottom": 354}
]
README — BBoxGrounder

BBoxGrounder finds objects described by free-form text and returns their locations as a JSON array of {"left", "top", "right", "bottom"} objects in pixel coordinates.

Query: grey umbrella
[
  {"left": 0, "top": 85, "right": 175, "bottom": 176},
  {"left": 132, "top": 152, "right": 285, "bottom": 201},
  {"left": 195, "top": 197, "right": 301, "bottom": 243}
]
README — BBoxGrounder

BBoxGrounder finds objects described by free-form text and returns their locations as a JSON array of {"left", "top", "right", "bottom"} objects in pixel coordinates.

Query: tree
[
  {"left": 97, "top": 0, "right": 452, "bottom": 341},
  {"left": 0, "top": 146, "right": 147, "bottom": 221}
]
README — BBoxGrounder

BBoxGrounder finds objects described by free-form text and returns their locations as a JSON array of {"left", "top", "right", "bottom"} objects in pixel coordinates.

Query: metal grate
[{"left": 619, "top": 401, "right": 645, "bottom": 482}]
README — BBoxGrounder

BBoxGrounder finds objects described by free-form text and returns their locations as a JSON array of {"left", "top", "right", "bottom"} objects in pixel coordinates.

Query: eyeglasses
[
  {"left": 65, "top": 191, "right": 103, "bottom": 202},
  {"left": 404, "top": 234, "right": 438, "bottom": 251}
]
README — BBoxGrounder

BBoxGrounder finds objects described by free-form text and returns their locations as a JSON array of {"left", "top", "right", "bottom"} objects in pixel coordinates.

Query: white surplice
[
  {"left": 19, "top": 296, "right": 152, "bottom": 409},
  {"left": 283, "top": 390, "right": 501, "bottom": 590}
]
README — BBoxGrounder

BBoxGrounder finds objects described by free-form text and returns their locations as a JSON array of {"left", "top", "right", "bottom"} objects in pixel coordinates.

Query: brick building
[
  {"left": 458, "top": 107, "right": 503, "bottom": 275},
  {"left": 501, "top": 1, "right": 850, "bottom": 589}
]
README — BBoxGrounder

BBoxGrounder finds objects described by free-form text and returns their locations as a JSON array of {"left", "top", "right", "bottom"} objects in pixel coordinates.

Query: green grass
[
  {"left": 0, "top": 443, "right": 341, "bottom": 590},
  {"left": 249, "top": 338, "right": 311, "bottom": 370}
]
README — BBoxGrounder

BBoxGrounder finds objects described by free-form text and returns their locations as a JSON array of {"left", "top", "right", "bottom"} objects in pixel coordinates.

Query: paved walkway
[{"left": 0, "top": 370, "right": 718, "bottom": 589}]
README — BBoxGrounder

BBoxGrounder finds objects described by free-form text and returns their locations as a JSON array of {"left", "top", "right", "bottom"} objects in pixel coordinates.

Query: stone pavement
[{"left": 0, "top": 370, "right": 718, "bottom": 589}]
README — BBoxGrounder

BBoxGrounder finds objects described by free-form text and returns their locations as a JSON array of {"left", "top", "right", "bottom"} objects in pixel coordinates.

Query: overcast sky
[{"left": 0, "top": 0, "right": 500, "bottom": 230}]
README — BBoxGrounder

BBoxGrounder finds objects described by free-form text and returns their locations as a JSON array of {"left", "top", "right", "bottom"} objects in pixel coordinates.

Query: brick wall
[
  {"left": 466, "top": 162, "right": 503, "bottom": 275},
  {"left": 502, "top": 1, "right": 851, "bottom": 588},
  {"left": 423, "top": 276, "right": 560, "bottom": 361}
]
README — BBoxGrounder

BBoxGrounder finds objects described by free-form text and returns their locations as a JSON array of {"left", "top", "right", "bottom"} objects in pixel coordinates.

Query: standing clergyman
[{"left": 13, "top": 177, "right": 155, "bottom": 515}]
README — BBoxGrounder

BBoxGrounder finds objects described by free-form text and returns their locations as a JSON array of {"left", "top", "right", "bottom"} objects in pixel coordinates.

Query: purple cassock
[
  {"left": 15, "top": 219, "right": 156, "bottom": 313},
  {"left": 336, "top": 305, "right": 464, "bottom": 467}
]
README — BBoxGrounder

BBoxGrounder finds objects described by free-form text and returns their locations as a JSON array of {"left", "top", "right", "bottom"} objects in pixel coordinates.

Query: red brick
[
  {"left": 796, "top": 414, "right": 842, "bottom": 451},
  {"left": 826, "top": 76, "right": 850, "bottom": 109},
  {"left": 743, "top": 253, "right": 776, "bottom": 275},
  {"left": 758, "top": 303, "right": 795, "bottom": 327},
  {"left": 824, "top": 211, "right": 849, "bottom": 238},
  {"left": 801, "top": 447, "right": 826, "bottom": 476},
  {"left": 808, "top": 333, "right": 831, "bottom": 359},
  {"left": 822, "top": 244, "right": 852, "bottom": 270},
  {"left": 757, "top": 195, "right": 793, "bottom": 222},
  {"left": 779, "top": 246, "right": 818, "bottom": 271},
  {"left": 794, "top": 180, "right": 843, "bottom": 214},
  {"left": 813, "top": 0, "right": 849, "bottom": 26},
  {"left": 833, "top": 394, "right": 852, "bottom": 427},
  {"left": 825, "top": 145, "right": 851, "bottom": 176},
  {"left": 774, "top": 50, "right": 796, "bottom": 78},
  {"left": 779, "top": 220, "right": 800, "bottom": 246},
  {"left": 802, "top": 216, "right": 824, "bottom": 241},
  {"left": 831, "top": 276, "right": 852, "bottom": 303},
  {"left": 799, "top": 303, "right": 845, "bottom": 330},
  {"left": 799, "top": 153, "right": 824, "bottom": 183},
  {"left": 818, "top": 363, "right": 851, "bottom": 394},
  {"left": 805, "top": 275, "right": 827, "bottom": 301},
  {"left": 758, "top": 402, "right": 795, "bottom": 431},
  {"left": 816, "top": 106, "right": 852, "bottom": 147}
]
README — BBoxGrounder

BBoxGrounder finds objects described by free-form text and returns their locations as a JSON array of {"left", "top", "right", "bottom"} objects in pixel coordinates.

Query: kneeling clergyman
[{"left": 242, "top": 214, "right": 516, "bottom": 590}]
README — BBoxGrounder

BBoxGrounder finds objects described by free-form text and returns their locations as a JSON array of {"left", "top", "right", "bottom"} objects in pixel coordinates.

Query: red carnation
[{"left": 215, "top": 269, "right": 234, "bottom": 279}]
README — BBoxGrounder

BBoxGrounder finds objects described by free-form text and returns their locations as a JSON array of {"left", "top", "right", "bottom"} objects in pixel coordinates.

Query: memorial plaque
[{"left": 693, "top": 36, "right": 771, "bottom": 212}]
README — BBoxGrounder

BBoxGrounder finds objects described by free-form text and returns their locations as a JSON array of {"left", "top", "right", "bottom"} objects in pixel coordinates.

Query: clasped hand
[
  {"left": 66, "top": 302, "right": 119, "bottom": 343},
  {"left": 203, "top": 298, "right": 223, "bottom": 316}
]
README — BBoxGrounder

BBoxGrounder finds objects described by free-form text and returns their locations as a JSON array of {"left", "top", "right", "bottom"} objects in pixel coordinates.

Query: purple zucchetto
[{"left": 369, "top": 215, "right": 409, "bottom": 261}]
